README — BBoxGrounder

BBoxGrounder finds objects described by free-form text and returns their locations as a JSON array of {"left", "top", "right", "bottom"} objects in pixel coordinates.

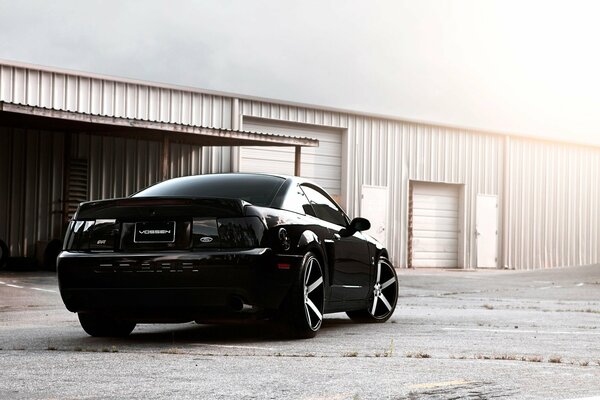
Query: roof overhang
[{"left": 0, "top": 102, "right": 319, "bottom": 147}]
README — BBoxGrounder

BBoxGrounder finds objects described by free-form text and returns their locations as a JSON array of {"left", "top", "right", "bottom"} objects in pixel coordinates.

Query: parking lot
[{"left": 1, "top": 265, "right": 599, "bottom": 399}]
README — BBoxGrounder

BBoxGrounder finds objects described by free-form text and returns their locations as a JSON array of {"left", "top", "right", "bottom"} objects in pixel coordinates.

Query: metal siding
[
  {"left": 346, "top": 123, "right": 505, "bottom": 269},
  {"left": 503, "top": 139, "right": 600, "bottom": 269},
  {"left": 0, "top": 127, "right": 64, "bottom": 258},
  {"left": 240, "top": 119, "right": 343, "bottom": 195},
  {"left": 71, "top": 133, "right": 163, "bottom": 200},
  {"left": 0, "top": 64, "right": 232, "bottom": 129}
]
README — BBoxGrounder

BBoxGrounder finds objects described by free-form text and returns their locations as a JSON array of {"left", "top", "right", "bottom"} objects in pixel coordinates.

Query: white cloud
[{"left": 1, "top": 0, "right": 599, "bottom": 144}]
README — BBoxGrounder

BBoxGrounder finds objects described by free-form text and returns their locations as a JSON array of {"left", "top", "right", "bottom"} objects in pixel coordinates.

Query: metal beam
[
  {"left": 294, "top": 146, "right": 301, "bottom": 176},
  {"left": 162, "top": 135, "right": 170, "bottom": 181}
]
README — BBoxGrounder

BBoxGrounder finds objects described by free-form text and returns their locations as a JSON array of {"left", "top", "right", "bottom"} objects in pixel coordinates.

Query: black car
[{"left": 57, "top": 173, "right": 398, "bottom": 338}]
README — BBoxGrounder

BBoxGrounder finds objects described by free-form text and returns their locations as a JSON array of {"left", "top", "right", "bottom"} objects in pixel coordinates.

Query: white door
[
  {"left": 240, "top": 119, "right": 343, "bottom": 196},
  {"left": 360, "top": 185, "right": 388, "bottom": 245},
  {"left": 411, "top": 182, "right": 460, "bottom": 268},
  {"left": 476, "top": 194, "right": 498, "bottom": 268}
]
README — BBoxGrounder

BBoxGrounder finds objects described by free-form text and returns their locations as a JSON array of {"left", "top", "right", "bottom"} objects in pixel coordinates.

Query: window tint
[
  {"left": 301, "top": 185, "right": 347, "bottom": 226},
  {"left": 134, "top": 174, "right": 285, "bottom": 207},
  {"left": 281, "top": 185, "right": 314, "bottom": 215}
]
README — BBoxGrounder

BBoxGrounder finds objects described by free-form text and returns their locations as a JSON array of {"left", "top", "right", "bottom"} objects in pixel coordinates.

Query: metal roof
[
  {"left": 1, "top": 58, "right": 597, "bottom": 149},
  {"left": 0, "top": 102, "right": 319, "bottom": 147}
]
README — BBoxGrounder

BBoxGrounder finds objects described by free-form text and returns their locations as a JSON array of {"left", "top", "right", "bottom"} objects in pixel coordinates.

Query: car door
[{"left": 300, "top": 185, "right": 371, "bottom": 301}]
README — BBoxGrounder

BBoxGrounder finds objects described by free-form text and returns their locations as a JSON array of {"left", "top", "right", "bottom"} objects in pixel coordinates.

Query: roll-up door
[
  {"left": 240, "top": 118, "right": 342, "bottom": 196},
  {"left": 411, "top": 182, "right": 460, "bottom": 268}
]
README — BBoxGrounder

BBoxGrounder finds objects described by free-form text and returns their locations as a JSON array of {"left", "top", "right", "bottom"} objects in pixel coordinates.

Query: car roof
[{"left": 167, "top": 172, "right": 315, "bottom": 186}]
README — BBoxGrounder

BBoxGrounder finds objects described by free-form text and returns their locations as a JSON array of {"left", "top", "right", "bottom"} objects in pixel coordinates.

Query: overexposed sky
[{"left": 1, "top": 0, "right": 599, "bottom": 144}]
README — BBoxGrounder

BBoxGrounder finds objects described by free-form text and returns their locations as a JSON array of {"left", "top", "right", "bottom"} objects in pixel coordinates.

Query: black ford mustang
[{"left": 57, "top": 173, "right": 398, "bottom": 338}]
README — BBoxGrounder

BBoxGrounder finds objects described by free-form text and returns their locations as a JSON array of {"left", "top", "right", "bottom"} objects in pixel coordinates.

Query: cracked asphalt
[{"left": 1, "top": 265, "right": 599, "bottom": 399}]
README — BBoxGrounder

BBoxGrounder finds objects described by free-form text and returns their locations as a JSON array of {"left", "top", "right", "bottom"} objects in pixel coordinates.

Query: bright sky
[{"left": 0, "top": 0, "right": 599, "bottom": 144}]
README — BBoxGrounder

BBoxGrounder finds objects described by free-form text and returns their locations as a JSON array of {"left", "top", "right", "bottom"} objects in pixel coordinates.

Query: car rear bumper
[{"left": 57, "top": 249, "right": 301, "bottom": 320}]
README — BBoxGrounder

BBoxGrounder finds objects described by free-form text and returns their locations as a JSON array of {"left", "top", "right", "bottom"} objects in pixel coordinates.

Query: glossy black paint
[{"left": 57, "top": 173, "right": 389, "bottom": 323}]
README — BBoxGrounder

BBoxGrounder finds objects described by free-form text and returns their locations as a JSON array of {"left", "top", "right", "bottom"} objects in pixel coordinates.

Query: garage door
[
  {"left": 411, "top": 182, "right": 460, "bottom": 268},
  {"left": 240, "top": 119, "right": 342, "bottom": 196}
]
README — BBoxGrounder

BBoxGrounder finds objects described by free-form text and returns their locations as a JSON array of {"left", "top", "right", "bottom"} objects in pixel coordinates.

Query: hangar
[{"left": 1, "top": 59, "right": 599, "bottom": 270}]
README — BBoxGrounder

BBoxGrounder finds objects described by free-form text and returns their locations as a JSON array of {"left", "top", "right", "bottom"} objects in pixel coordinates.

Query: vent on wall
[{"left": 66, "top": 159, "right": 89, "bottom": 219}]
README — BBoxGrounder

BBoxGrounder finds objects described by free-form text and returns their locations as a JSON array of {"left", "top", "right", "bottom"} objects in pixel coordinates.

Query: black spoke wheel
[
  {"left": 78, "top": 313, "right": 136, "bottom": 337},
  {"left": 347, "top": 257, "right": 398, "bottom": 323},
  {"left": 283, "top": 252, "right": 325, "bottom": 338}
]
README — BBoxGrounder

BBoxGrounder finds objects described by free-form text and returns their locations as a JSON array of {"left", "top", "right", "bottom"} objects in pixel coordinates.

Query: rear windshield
[{"left": 133, "top": 174, "right": 285, "bottom": 207}]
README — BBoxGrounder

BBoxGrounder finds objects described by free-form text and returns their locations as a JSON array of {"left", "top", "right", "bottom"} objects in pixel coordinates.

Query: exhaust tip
[{"left": 228, "top": 296, "right": 244, "bottom": 312}]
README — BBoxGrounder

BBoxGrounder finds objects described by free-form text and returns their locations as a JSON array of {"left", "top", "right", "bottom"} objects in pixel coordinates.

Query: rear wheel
[
  {"left": 284, "top": 252, "right": 325, "bottom": 338},
  {"left": 0, "top": 239, "right": 8, "bottom": 270},
  {"left": 77, "top": 313, "right": 136, "bottom": 337},
  {"left": 347, "top": 257, "right": 398, "bottom": 323}
]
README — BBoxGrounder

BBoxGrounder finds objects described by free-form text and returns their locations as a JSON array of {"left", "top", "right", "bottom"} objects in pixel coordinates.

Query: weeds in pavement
[
  {"left": 524, "top": 356, "right": 543, "bottom": 362},
  {"left": 405, "top": 352, "right": 431, "bottom": 359},
  {"left": 548, "top": 356, "right": 562, "bottom": 363},
  {"left": 46, "top": 345, "right": 57, "bottom": 351},
  {"left": 483, "top": 304, "right": 494, "bottom": 310},
  {"left": 493, "top": 354, "right": 517, "bottom": 361},
  {"left": 384, "top": 338, "right": 394, "bottom": 357},
  {"left": 161, "top": 348, "right": 183, "bottom": 355},
  {"left": 343, "top": 351, "right": 359, "bottom": 357},
  {"left": 474, "top": 354, "right": 543, "bottom": 363}
]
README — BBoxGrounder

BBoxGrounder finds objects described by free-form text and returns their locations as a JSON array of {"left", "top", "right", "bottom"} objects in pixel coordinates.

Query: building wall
[
  {"left": 2, "top": 61, "right": 600, "bottom": 269},
  {"left": 0, "top": 127, "right": 217, "bottom": 258},
  {"left": 237, "top": 100, "right": 600, "bottom": 270},
  {"left": 504, "top": 137, "right": 600, "bottom": 269},
  {"left": 0, "top": 126, "right": 64, "bottom": 257}
]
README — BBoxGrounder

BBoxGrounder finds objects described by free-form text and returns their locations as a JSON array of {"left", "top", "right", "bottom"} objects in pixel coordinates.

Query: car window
[
  {"left": 300, "top": 185, "right": 347, "bottom": 227},
  {"left": 281, "top": 185, "right": 315, "bottom": 216},
  {"left": 133, "top": 174, "right": 285, "bottom": 207}
]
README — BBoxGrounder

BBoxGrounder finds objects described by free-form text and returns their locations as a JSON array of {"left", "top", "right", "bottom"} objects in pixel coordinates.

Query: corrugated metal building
[{"left": 1, "top": 59, "right": 599, "bottom": 270}]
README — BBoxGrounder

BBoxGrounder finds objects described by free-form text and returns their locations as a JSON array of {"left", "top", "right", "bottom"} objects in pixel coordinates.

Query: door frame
[{"left": 407, "top": 180, "right": 466, "bottom": 269}]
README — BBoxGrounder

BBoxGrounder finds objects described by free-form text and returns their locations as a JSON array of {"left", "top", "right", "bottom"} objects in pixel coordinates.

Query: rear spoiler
[{"left": 74, "top": 197, "right": 250, "bottom": 220}]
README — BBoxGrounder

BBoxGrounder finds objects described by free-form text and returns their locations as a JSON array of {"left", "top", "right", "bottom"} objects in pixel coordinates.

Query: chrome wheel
[
  {"left": 369, "top": 258, "right": 398, "bottom": 319},
  {"left": 346, "top": 256, "right": 398, "bottom": 323},
  {"left": 283, "top": 252, "right": 326, "bottom": 338},
  {"left": 303, "top": 255, "right": 324, "bottom": 331}
]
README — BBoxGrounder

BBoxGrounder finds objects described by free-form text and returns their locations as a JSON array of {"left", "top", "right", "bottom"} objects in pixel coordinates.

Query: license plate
[{"left": 134, "top": 221, "right": 176, "bottom": 243}]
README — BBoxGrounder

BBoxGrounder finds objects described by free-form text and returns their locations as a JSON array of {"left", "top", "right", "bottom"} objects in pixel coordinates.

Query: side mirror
[
  {"left": 340, "top": 217, "right": 371, "bottom": 237},
  {"left": 350, "top": 217, "right": 371, "bottom": 232}
]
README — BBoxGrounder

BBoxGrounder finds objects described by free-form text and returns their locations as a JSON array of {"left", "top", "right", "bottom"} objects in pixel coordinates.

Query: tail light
[
  {"left": 192, "top": 217, "right": 265, "bottom": 249},
  {"left": 64, "top": 219, "right": 119, "bottom": 251}
]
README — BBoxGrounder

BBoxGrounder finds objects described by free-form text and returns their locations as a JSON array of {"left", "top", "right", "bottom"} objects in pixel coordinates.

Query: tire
[
  {"left": 283, "top": 252, "right": 325, "bottom": 339},
  {"left": 42, "top": 239, "right": 62, "bottom": 271},
  {"left": 0, "top": 239, "right": 8, "bottom": 270},
  {"left": 78, "top": 313, "right": 136, "bottom": 337},
  {"left": 347, "top": 257, "right": 398, "bottom": 323}
]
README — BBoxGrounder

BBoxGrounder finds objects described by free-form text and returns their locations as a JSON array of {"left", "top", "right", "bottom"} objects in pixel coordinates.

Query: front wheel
[
  {"left": 283, "top": 252, "right": 325, "bottom": 338},
  {"left": 78, "top": 313, "right": 136, "bottom": 337},
  {"left": 347, "top": 257, "right": 398, "bottom": 323}
]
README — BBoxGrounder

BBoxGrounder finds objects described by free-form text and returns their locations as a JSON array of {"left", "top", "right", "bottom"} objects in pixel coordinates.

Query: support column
[
  {"left": 162, "top": 135, "right": 170, "bottom": 181},
  {"left": 294, "top": 146, "right": 301, "bottom": 176},
  {"left": 61, "top": 132, "right": 72, "bottom": 233},
  {"left": 501, "top": 135, "right": 510, "bottom": 269}
]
